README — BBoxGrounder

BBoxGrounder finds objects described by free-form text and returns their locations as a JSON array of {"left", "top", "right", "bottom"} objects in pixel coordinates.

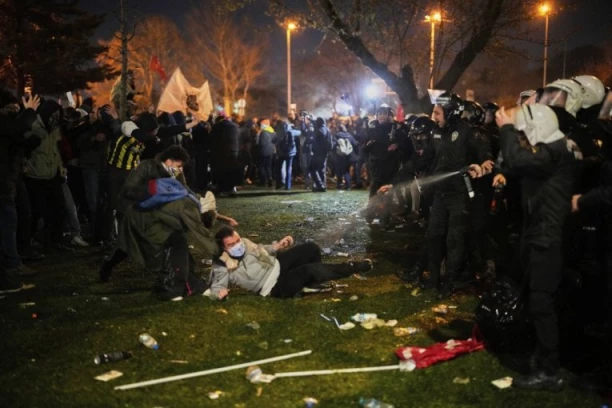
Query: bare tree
[
  {"left": 253, "top": 0, "right": 542, "bottom": 111},
  {"left": 186, "top": 7, "right": 266, "bottom": 115}
]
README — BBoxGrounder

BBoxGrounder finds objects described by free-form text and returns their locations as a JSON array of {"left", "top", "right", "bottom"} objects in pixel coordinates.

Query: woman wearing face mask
[{"left": 209, "top": 226, "right": 374, "bottom": 300}]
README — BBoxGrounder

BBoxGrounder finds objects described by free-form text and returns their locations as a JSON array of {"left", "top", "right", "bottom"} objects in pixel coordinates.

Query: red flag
[{"left": 149, "top": 55, "right": 167, "bottom": 82}]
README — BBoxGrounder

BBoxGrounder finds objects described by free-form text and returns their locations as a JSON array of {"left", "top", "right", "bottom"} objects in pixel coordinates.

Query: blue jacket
[
  {"left": 275, "top": 121, "right": 300, "bottom": 157},
  {"left": 139, "top": 177, "right": 199, "bottom": 210}
]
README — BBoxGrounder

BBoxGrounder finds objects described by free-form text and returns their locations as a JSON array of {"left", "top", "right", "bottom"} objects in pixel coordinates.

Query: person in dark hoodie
[
  {"left": 77, "top": 105, "right": 121, "bottom": 244},
  {"left": 256, "top": 119, "right": 277, "bottom": 187},
  {"left": 0, "top": 92, "right": 41, "bottom": 293},
  {"left": 333, "top": 124, "right": 358, "bottom": 190},
  {"left": 210, "top": 115, "right": 241, "bottom": 196},
  {"left": 310, "top": 117, "right": 333, "bottom": 192}
]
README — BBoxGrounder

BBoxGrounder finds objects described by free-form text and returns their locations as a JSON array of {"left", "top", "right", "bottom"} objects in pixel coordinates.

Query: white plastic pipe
[
  {"left": 114, "top": 350, "right": 312, "bottom": 390},
  {"left": 274, "top": 364, "right": 402, "bottom": 378}
]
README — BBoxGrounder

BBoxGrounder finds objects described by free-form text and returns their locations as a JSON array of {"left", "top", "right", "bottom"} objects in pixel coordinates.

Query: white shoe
[{"left": 71, "top": 236, "right": 89, "bottom": 247}]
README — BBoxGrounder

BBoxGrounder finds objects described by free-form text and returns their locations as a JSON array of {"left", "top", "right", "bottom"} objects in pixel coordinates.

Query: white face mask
[{"left": 227, "top": 241, "right": 246, "bottom": 258}]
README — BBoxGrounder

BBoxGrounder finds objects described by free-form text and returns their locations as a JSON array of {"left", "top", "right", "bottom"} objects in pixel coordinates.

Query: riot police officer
[{"left": 421, "top": 93, "right": 492, "bottom": 298}]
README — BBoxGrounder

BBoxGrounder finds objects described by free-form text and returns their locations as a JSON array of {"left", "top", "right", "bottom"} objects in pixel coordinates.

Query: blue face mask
[{"left": 227, "top": 241, "right": 246, "bottom": 258}]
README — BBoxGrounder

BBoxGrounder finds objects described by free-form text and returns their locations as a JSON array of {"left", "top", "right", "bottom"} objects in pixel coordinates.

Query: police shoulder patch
[{"left": 451, "top": 131, "right": 459, "bottom": 142}]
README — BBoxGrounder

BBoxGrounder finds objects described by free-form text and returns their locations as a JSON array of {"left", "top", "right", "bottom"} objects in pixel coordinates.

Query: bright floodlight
[
  {"left": 432, "top": 12, "right": 442, "bottom": 22},
  {"left": 539, "top": 4, "right": 551, "bottom": 15},
  {"left": 366, "top": 85, "right": 380, "bottom": 99},
  {"left": 288, "top": 22, "right": 297, "bottom": 30}
]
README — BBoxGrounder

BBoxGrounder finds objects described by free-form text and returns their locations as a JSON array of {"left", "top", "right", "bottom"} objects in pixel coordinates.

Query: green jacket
[
  {"left": 117, "top": 158, "right": 217, "bottom": 270},
  {"left": 23, "top": 116, "right": 62, "bottom": 180}
]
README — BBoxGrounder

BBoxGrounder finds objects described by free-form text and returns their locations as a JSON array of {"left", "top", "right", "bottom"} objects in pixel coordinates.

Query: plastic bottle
[
  {"left": 351, "top": 313, "right": 378, "bottom": 322},
  {"left": 359, "top": 397, "right": 395, "bottom": 408},
  {"left": 139, "top": 333, "right": 159, "bottom": 350},
  {"left": 94, "top": 351, "right": 132, "bottom": 365}
]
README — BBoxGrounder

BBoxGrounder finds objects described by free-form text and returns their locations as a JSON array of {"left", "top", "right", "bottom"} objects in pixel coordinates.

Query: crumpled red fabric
[{"left": 395, "top": 326, "right": 485, "bottom": 369}]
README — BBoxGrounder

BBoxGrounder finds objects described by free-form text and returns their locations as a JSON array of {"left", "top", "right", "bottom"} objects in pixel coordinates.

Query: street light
[
  {"left": 425, "top": 12, "right": 442, "bottom": 89},
  {"left": 539, "top": 3, "right": 552, "bottom": 87},
  {"left": 287, "top": 22, "right": 297, "bottom": 115}
]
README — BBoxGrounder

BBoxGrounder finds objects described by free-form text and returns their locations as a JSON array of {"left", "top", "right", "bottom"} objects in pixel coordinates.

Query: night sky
[{"left": 80, "top": 0, "right": 611, "bottom": 67}]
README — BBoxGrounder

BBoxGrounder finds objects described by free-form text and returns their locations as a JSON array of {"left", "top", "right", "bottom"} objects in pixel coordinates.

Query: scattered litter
[
  {"left": 336, "top": 290, "right": 344, "bottom": 294},
  {"left": 322, "top": 248, "right": 332, "bottom": 255},
  {"left": 448, "top": 305, "right": 458, "bottom": 309},
  {"left": 216, "top": 308, "right": 228, "bottom": 314},
  {"left": 207, "top": 390, "right": 224, "bottom": 400},
  {"left": 246, "top": 321, "right": 260, "bottom": 330},
  {"left": 453, "top": 377, "right": 470, "bottom": 384},
  {"left": 258, "top": 341, "right": 269, "bottom": 350},
  {"left": 246, "top": 366, "right": 275, "bottom": 384},
  {"left": 411, "top": 288, "right": 421, "bottom": 297},
  {"left": 162, "top": 332, "right": 168, "bottom": 336},
  {"left": 334, "top": 238, "right": 345, "bottom": 245},
  {"left": 385, "top": 320, "right": 398, "bottom": 327},
  {"left": 265, "top": 223, "right": 273, "bottom": 227},
  {"left": 72, "top": 292, "right": 78, "bottom": 296},
  {"left": 256, "top": 387, "right": 263, "bottom": 397},
  {"left": 395, "top": 224, "right": 405, "bottom": 229},
  {"left": 22, "top": 284, "right": 36, "bottom": 290},
  {"left": 435, "top": 317, "right": 448, "bottom": 324},
  {"left": 338, "top": 190, "right": 345, "bottom": 194},
  {"left": 351, "top": 313, "right": 378, "bottom": 322},
  {"left": 334, "top": 201, "right": 340, "bottom": 205},
  {"left": 189, "top": 334, "right": 196, "bottom": 339},
  {"left": 169, "top": 360, "right": 188, "bottom": 364},
  {"left": 491, "top": 376, "right": 513, "bottom": 389},
  {"left": 330, "top": 298, "right": 341, "bottom": 302},
  {"left": 19, "top": 302, "right": 36, "bottom": 308},
  {"left": 337, "top": 218, "right": 347, "bottom": 221},
  {"left": 432, "top": 305, "right": 449, "bottom": 314},
  {"left": 201, "top": 259, "right": 213, "bottom": 266},
  {"left": 353, "top": 273, "right": 368, "bottom": 280},
  {"left": 304, "top": 397, "right": 319, "bottom": 407},
  {"left": 393, "top": 327, "right": 418, "bottom": 337},
  {"left": 280, "top": 200, "right": 303, "bottom": 204},
  {"left": 101, "top": 297, "right": 109, "bottom": 301},
  {"left": 371, "top": 219, "right": 381, "bottom": 225},
  {"left": 338, "top": 322, "right": 356, "bottom": 330},
  {"left": 283, "top": 339, "right": 292, "bottom": 343},
  {"left": 336, "top": 252, "right": 349, "bottom": 257},
  {"left": 305, "top": 217, "right": 315, "bottom": 222},
  {"left": 349, "top": 295, "right": 359, "bottom": 301},
  {"left": 247, "top": 234, "right": 260, "bottom": 238},
  {"left": 236, "top": 351, "right": 242, "bottom": 356},
  {"left": 361, "top": 319, "right": 387, "bottom": 330},
  {"left": 188, "top": 245, "right": 195, "bottom": 249},
  {"left": 95, "top": 370, "right": 123, "bottom": 382},
  {"left": 66, "top": 307, "right": 77, "bottom": 313}
]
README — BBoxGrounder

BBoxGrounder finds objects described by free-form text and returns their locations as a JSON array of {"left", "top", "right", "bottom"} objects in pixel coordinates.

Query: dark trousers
[
  {"left": 25, "top": 176, "right": 65, "bottom": 244},
  {"left": 467, "top": 189, "right": 495, "bottom": 268},
  {"left": 159, "top": 232, "right": 205, "bottom": 297},
  {"left": 335, "top": 155, "right": 352, "bottom": 188},
  {"left": 426, "top": 192, "right": 469, "bottom": 287},
  {"left": 270, "top": 242, "right": 353, "bottom": 298},
  {"left": 15, "top": 177, "right": 32, "bottom": 252},
  {"left": 368, "top": 159, "right": 397, "bottom": 198},
  {"left": 259, "top": 155, "right": 273, "bottom": 186},
  {"left": 522, "top": 242, "right": 563, "bottom": 374},
  {"left": 309, "top": 156, "right": 327, "bottom": 190},
  {"left": 195, "top": 155, "right": 211, "bottom": 192},
  {"left": 0, "top": 203, "right": 20, "bottom": 269}
]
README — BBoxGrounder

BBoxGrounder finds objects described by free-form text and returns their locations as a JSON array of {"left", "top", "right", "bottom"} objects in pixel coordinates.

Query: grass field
[{"left": 0, "top": 187, "right": 606, "bottom": 407}]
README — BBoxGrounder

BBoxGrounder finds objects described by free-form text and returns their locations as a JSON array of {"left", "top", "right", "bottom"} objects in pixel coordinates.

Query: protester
[{"left": 209, "top": 226, "right": 373, "bottom": 300}]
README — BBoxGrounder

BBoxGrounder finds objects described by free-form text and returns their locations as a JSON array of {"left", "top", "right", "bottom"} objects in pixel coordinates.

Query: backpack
[
  {"left": 335, "top": 138, "right": 353, "bottom": 156},
  {"left": 278, "top": 123, "right": 296, "bottom": 155}
]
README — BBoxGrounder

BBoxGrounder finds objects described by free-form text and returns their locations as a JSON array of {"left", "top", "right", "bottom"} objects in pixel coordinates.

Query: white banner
[{"left": 157, "top": 68, "right": 213, "bottom": 122}]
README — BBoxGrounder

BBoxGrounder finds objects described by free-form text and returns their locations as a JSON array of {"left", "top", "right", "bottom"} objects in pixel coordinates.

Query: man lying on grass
[{"left": 210, "top": 226, "right": 373, "bottom": 300}]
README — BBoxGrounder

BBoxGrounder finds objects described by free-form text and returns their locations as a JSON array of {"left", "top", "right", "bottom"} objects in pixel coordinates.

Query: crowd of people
[{"left": 1, "top": 72, "right": 611, "bottom": 392}]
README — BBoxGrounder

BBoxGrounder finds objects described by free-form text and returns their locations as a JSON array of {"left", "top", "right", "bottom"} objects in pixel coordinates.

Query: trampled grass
[{"left": 0, "top": 187, "right": 606, "bottom": 407}]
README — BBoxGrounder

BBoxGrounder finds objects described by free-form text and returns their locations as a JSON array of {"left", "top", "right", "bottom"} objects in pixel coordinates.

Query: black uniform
[
  {"left": 422, "top": 119, "right": 491, "bottom": 291},
  {"left": 499, "top": 124, "right": 579, "bottom": 376},
  {"left": 363, "top": 121, "right": 403, "bottom": 198}
]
